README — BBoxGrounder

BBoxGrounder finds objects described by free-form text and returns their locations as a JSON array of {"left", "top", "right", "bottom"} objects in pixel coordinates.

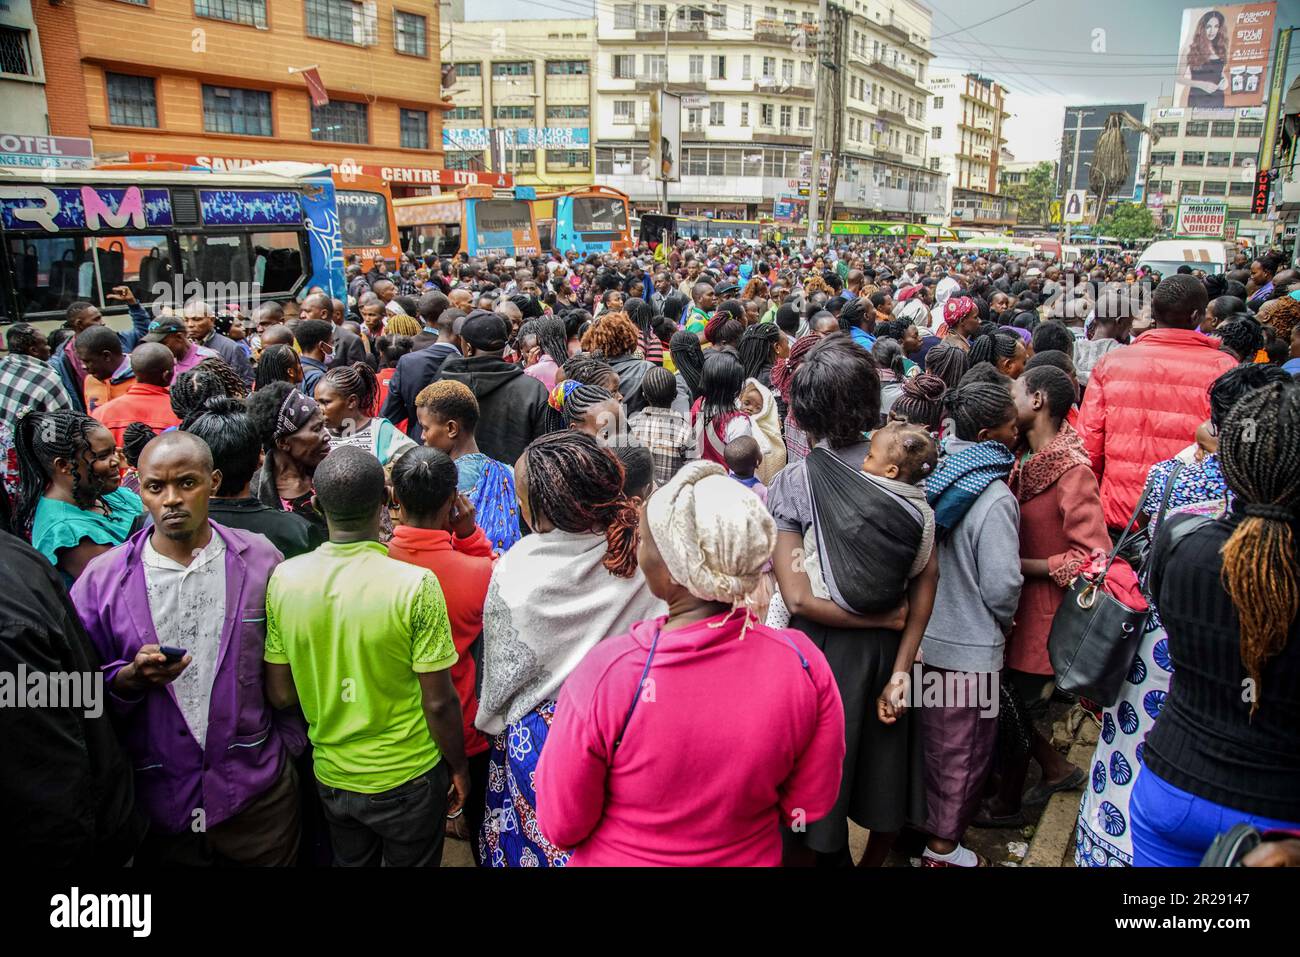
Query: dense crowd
[{"left": 1, "top": 234, "right": 1298, "bottom": 868}]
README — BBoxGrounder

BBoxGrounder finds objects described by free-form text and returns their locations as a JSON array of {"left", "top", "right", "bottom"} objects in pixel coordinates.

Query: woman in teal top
[{"left": 15, "top": 409, "right": 143, "bottom": 585}]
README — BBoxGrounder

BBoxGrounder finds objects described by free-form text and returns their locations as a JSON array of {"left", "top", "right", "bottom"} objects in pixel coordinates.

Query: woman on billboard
[{"left": 1181, "top": 9, "right": 1228, "bottom": 108}]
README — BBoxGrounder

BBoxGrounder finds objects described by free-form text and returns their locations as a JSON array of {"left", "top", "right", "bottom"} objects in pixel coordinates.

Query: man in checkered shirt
[
  {"left": 0, "top": 323, "right": 75, "bottom": 498},
  {"left": 627, "top": 365, "right": 696, "bottom": 488}
]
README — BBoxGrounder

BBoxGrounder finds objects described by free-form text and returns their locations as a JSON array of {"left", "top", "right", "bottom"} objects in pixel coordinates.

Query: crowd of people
[{"left": 1, "top": 234, "right": 1298, "bottom": 869}]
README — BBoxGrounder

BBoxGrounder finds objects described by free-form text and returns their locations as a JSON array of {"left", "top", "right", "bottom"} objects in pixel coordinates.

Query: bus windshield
[
  {"left": 475, "top": 199, "right": 532, "bottom": 236},
  {"left": 336, "top": 190, "right": 391, "bottom": 247},
  {"left": 572, "top": 196, "right": 627, "bottom": 235}
]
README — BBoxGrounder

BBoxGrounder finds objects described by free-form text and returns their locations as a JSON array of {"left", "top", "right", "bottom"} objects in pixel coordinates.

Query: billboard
[
  {"left": 650, "top": 92, "right": 681, "bottom": 183},
  {"left": 1175, "top": 198, "right": 1229, "bottom": 237},
  {"left": 1174, "top": 4, "right": 1277, "bottom": 109},
  {"left": 1057, "top": 104, "right": 1146, "bottom": 200},
  {"left": 442, "top": 128, "right": 590, "bottom": 150},
  {"left": 0, "top": 134, "right": 95, "bottom": 171}
]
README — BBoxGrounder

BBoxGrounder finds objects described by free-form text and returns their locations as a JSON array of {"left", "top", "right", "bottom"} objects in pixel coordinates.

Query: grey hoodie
[{"left": 921, "top": 438, "right": 1023, "bottom": 674}]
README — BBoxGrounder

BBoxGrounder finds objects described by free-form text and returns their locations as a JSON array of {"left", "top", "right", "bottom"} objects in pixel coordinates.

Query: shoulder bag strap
[{"left": 613, "top": 623, "right": 664, "bottom": 752}]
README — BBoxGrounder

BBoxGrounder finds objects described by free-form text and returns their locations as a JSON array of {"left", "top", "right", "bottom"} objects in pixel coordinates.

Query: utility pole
[
  {"left": 662, "top": 9, "right": 670, "bottom": 215},
  {"left": 821, "top": 3, "right": 846, "bottom": 238},
  {"left": 806, "top": 0, "right": 829, "bottom": 248}
]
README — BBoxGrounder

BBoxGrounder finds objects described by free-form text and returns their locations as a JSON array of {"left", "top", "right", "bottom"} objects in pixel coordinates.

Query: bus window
[
  {"left": 7, "top": 236, "right": 86, "bottom": 316},
  {"left": 572, "top": 197, "right": 627, "bottom": 238},
  {"left": 251, "top": 232, "right": 305, "bottom": 295},
  {"left": 94, "top": 235, "right": 173, "bottom": 306},
  {"left": 474, "top": 200, "right": 533, "bottom": 254},
  {"left": 410, "top": 223, "right": 461, "bottom": 257},
  {"left": 179, "top": 232, "right": 305, "bottom": 302},
  {"left": 336, "top": 190, "right": 391, "bottom": 248}
]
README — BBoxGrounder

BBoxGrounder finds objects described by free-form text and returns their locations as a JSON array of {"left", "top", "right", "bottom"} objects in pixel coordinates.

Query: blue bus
[
  {"left": 0, "top": 166, "right": 345, "bottom": 323},
  {"left": 534, "top": 185, "right": 632, "bottom": 256},
  {"left": 395, "top": 185, "right": 541, "bottom": 260}
]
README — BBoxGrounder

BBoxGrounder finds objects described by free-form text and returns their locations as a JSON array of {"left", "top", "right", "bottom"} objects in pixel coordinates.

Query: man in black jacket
[
  {"left": 0, "top": 531, "right": 146, "bottom": 866},
  {"left": 382, "top": 308, "right": 465, "bottom": 440},
  {"left": 434, "top": 310, "right": 548, "bottom": 465}
]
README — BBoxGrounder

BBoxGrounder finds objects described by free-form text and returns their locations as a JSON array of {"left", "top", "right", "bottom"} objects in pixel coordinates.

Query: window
[
  {"left": 613, "top": 100, "right": 636, "bottom": 124},
  {"left": 742, "top": 55, "right": 751, "bottom": 80},
  {"left": 1239, "top": 121, "right": 1263, "bottom": 137},
  {"left": 546, "top": 60, "right": 589, "bottom": 75},
  {"left": 743, "top": 4, "right": 752, "bottom": 28},
  {"left": 641, "top": 4, "right": 666, "bottom": 28},
  {"left": 740, "top": 102, "right": 749, "bottom": 126},
  {"left": 932, "top": 96, "right": 943, "bottom": 109},
  {"left": 0, "top": 27, "right": 32, "bottom": 76},
  {"left": 194, "top": 0, "right": 268, "bottom": 29},
  {"left": 764, "top": 5, "right": 776, "bottom": 18},
  {"left": 711, "top": 3, "right": 727, "bottom": 28},
  {"left": 1229, "top": 181, "right": 1253, "bottom": 197},
  {"left": 798, "top": 106, "right": 810, "bottom": 128},
  {"left": 711, "top": 55, "right": 726, "bottom": 80},
  {"left": 202, "top": 85, "right": 273, "bottom": 136},
  {"left": 613, "top": 54, "right": 635, "bottom": 79},
  {"left": 454, "top": 62, "right": 481, "bottom": 78},
  {"left": 546, "top": 104, "right": 589, "bottom": 119},
  {"left": 761, "top": 57, "right": 774, "bottom": 80},
  {"left": 310, "top": 99, "right": 368, "bottom": 143},
  {"left": 513, "top": 150, "right": 536, "bottom": 168},
  {"left": 614, "top": 4, "right": 635, "bottom": 28},
  {"left": 1179, "top": 180, "right": 1201, "bottom": 195},
  {"left": 710, "top": 102, "right": 725, "bottom": 126},
  {"left": 760, "top": 103, "right": 774, "bottom": 126},
  {"left": 1152, "top": 122, "right": 1179, "bottom": 137},
  {"left": 779, "top": 104, "right": 791, "bottom": 129},
  {"left": 1210, "top": 120, "right": 1235, "bottom": 137},
  {"left": 781, "top": 59, "right": 793, "bottom": 85},
  {"left": 445, "top": 151, "right": 482, "bottom": 171},
  {"left": 447, "top": 106, "right": 482, "bottom": 120},
  {"left": 492, "top": 61, "right": 533, "bottom": 77},
  {"left": 1207, "top": 151, "right": 1231, "bottom": 167},
  {"left": 1181, "top": 150, "right": 1205, "bottom": 166},
  {"left": 1200, "top": 180, "right": 1226, "bottom": 196},
  {"left": 106, "top": 73, "right": 158, "bottom": 127},
  {"left": 800, "top": 61, "right": 812, "bottom": 85},
  {"left": 546, "top": 149, "right": 590, "bottom": 169},
  {"left": 930, "top": 157, "right": 941, "bottom": 171},
  {"left": 180, "top": 232, "right": 304, "bottom": 297},
  {"left": 689, "top": 55, "right": 704, "bottom": 83},
  {"left": 687, "top": 109, "right": 703, "bottom": 132},
  {"left": 1185, "top": 120, "right": 1209, "bottom": 137},
  {"left": 932, "top": 126, "right": 942, "bottom": 139},
  {"left": 393, "top": 11, "right": 426, "bottom": 55},
  {"left": 305, "top": 0, "right": 365, "bottom": 45},
  {"left": 643, "top": 54, "right": 665, "bottom": 81},
  {"left": 400, "top": 108, "right": 428, "bottom": 149},
  {"left": 783, "top": 8, "right": 795, "bottom": 23},
  {"left": 1149, "top": 151, "right": 1176, "bottom": 165},
  {"left": 493, "top": 105, "right": 534, "bottom": 120}
]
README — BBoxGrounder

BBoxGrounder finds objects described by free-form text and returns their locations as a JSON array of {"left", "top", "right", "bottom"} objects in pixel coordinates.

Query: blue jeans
[{"left": 1130, "top": 766, "right": 1300, "bottom": 867}]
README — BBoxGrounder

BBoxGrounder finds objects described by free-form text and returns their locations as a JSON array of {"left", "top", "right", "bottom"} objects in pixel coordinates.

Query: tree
[
  {"left": 1097, "top": 202, "right": 1156, "bottom": 241},
  {"left": 1005, "top": 161, "right": 1055, "bottom": 226}
]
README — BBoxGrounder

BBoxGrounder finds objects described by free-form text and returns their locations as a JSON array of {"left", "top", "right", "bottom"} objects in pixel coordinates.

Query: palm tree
[{"left": 1089, "top": 112, "right": 1132, "bottom": 224}]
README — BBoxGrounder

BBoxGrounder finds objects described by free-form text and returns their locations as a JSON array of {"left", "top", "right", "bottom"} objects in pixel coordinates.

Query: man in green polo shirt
[
  {"left": 686, "top": 281, "right": 716, "bottom": 340},
  {"left": 264, "top": 446, "right": 468, "bottom": 867}
]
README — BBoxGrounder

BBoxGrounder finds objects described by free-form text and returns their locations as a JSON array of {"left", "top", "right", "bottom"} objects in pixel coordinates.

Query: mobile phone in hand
[{"left": 159, "top": 645, "right": 188, "bottom": 664}]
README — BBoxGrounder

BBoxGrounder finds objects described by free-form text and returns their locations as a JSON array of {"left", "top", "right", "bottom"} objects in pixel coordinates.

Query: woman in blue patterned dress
[{"left": 1075, "top": 365, "right": 1287, "bottom": 866}]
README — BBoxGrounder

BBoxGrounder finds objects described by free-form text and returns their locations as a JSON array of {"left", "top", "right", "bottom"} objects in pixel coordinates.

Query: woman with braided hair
[
  {"left": 1130, "top": 378, "right": 1300, "bottom": 866},
  {"left": 520, "top": 316, "right": 568, "bottom": 391},
  {"left": 169, "top": 366, "right": 233, "bottom": 425},
  {"left": 769, "top": 333, "right": 820, "bottom": 461},
  {"left": 315, "top": 360, "right": 415, "bottom": 467},
  {"left": 119, "top": 421, "right": 157, "bottom": 495},
  {"left": 923, "top": 341, "right": 970, "bottom": 392},
  {"left": 476, "top": 430, "right": 665, "bottom": 868},
  {"left": 669, "top": 329, "right": 705, "bottom": 403},
  {"left": 15, "top": 409, "right": 142, "bottom": 583},
  {"left": 692, "top": 350, "right": 754, "bottom": 466},
  {"left": 967, "top": 329, "right": 1028, "bottom": 380},
  {"left": 253, "top": 344, "right": 303, "bottom": 392},
  {"left": 623, "top": 297, "right": 664, "bottom": 367},
  {"left": 195, "top": 355, "right": 249, "bottom": 399},
  {"left": 892, "top": 372, "right": 947, "bottom": 433}
]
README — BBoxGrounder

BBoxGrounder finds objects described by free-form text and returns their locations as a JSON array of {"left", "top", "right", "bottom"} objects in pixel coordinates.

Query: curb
[{"left": 1023, "top": 709, "right": 1099, "bottom": 867}]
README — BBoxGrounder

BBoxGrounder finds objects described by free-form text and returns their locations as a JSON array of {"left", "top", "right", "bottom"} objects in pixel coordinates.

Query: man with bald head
[
  {"left": 448, "top": 287, "right": 473, "bottom": 313},
  {"left": 260, "top": 323, "right": 297, "bottom": 349},
  {"left": 71, "top": 430, "right": 305, "bottom": 866},
  {"left": 91, "top": 342, "right": 179, "bottom": 444}
]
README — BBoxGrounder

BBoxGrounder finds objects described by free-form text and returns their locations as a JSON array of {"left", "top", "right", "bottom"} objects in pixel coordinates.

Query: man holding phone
[{"left": 71, "top": 431, "right": 305, "bottom": 866}]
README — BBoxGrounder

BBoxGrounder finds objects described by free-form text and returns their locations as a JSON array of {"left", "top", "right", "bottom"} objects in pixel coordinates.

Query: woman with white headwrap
[{"left": 534, "top": 461, "right": 846, "bottom": 866}]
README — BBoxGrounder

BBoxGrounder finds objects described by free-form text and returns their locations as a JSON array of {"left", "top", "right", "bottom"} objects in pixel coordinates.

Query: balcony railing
[
  {"left": 753, "top": 18, "right": 818, "bottom": 46},
  {"left": 877, "top": 107, "right": 906, "bottom": 126}
]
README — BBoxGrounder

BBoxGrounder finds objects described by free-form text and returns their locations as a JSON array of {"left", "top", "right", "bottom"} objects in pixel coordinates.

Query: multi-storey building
[
  {"left": 32, "top": 0, "right": 445, "bottom": 194},
  {"left": 1, "top": 0, "right": 50, "bottom": 136},
  {"left": 927, "top": 71, "right": 1012, "bottom": 229},
  {"left": 439, "top": 13, "right": 595, "bottom": 188},
  {"left": 592, "top": 0, "right": 944, "bottom": 223},
  {"left": 1143, "top": 96, "right": 1271, "bottom": 243}
]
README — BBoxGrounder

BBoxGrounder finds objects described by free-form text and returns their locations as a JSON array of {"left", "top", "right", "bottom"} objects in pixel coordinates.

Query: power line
[{"left": 930, "top": 0, "right": 1039, "bottom": 42}]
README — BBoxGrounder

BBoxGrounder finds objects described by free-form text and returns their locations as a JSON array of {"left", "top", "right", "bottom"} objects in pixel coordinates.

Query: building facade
[
  {"left": 1, "top": 0, "right": 50, "bottom": 136},
  {"left": 927, "top": 71, "right": 1012, "bottom": 229},
  {"left": 33, "top": 0, "right": 445, "bottom": 192},
  {"left": 592, "top": 0, "right": 944, "bottom": 223},
  {"left": 1143, "top": 98, "right": 1270, "bottom": 243},
  {"left": 439, "top": 14, "right": 595, "bottom": 188}
]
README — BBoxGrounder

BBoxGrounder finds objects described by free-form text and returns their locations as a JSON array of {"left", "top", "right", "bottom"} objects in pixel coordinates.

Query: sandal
[
  {"left": 1022, "top": 765, "right": 1087, "bottom": 806},
  {"left": 970, "top": 801, "right": 1025, "bottom": 829}
]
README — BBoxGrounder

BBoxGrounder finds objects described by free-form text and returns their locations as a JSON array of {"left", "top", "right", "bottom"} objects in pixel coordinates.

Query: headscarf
[
  {"left": 275, "top": 389, "right": 319, "bottom": 440},
  {"left": 942, "top": 295, "right": 977, "bottom": 328},
  {"left": 645, "top": 460, "right": 775, "bottom": 611},
  {"left": 548, "top": 378, "right": 581, "bottom": 412}
]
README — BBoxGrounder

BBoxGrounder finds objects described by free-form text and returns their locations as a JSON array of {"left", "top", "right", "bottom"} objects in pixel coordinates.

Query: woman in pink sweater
[{"left": 535, "top": 460, "right": 845, "bottom": 866}]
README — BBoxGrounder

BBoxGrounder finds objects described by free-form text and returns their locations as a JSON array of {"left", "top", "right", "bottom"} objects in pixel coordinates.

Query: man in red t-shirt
[
  {"left": 385, "top": 446, "right": 495, "bottom": 863},
  {"left": 92, "top": 343, "right": 179, "bottom": 445}
]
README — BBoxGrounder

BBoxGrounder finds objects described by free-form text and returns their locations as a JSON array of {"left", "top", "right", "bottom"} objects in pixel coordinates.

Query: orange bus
[
  {"left": 332, "top": 171, "right": 401, "bottom": 271},
  {"left": 532, "top": 185, "right": 632, "bottom": 255}
]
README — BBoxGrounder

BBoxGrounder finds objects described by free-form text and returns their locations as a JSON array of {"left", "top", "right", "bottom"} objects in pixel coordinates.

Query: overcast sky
[{"left": 464, "top": 0, "right": 1300, "bottom": 161}]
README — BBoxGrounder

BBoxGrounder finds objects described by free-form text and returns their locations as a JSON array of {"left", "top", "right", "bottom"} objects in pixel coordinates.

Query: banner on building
[
  {"left": 0, "top": 134, "right": 95, "bottom": 170},
  {"left": 1176, "top": 198, "right": 1229, "bottom": 237},
  {"left": 650, "top": 91, "right": 681, "bottom": 183},
  {"left": 123, "top": 151, "right": 512, "bottom": 188},
  {"left": 1063, "top": 189, "right": 1087, "bottom": 223},
  {"left": 1174, "top": 4, "right": 1277, "bottom": 108},
  {"left": 442, "top": 128, "right": 590, "bottom": 150}
]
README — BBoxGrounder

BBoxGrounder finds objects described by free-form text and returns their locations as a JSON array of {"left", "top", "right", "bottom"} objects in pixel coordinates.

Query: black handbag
[{"left": 1047, "top": 465, "right": 1183, "bottom": 707}]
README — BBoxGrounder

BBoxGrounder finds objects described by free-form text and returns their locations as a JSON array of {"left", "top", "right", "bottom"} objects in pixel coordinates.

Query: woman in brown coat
[{"left": 977, "top": 364, "right": 1110, "bottom": 826}]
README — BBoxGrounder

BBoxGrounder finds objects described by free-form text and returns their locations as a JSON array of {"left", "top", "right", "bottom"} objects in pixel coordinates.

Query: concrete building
[
  {"left": 439, "top": 13, "right": 596, "bottom": 188},
  {"left": 1143, "top": 97, "right": 1270, "bottom": 243},
  {"left": 33, "top": 0, "right": 445, "bottom": 193},
  {"left": 927, "top": 71, "right": 1012, "bottom": 229},
  {"left": 1, "top": 0, "right": 49, "bottom": 135},
  {"left": 592, "top": 0, "right": 945, "bottom": 223}
]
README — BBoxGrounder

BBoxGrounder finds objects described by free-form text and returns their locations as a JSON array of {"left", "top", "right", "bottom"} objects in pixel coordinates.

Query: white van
[{"left": 1137, "top": 240, "right": 1235, "bottom": 276}]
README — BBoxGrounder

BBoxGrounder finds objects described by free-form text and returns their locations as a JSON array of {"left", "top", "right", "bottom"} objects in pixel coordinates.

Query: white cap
[{"left": 503, "top": 257, "right": 517, "bottom": 268}]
